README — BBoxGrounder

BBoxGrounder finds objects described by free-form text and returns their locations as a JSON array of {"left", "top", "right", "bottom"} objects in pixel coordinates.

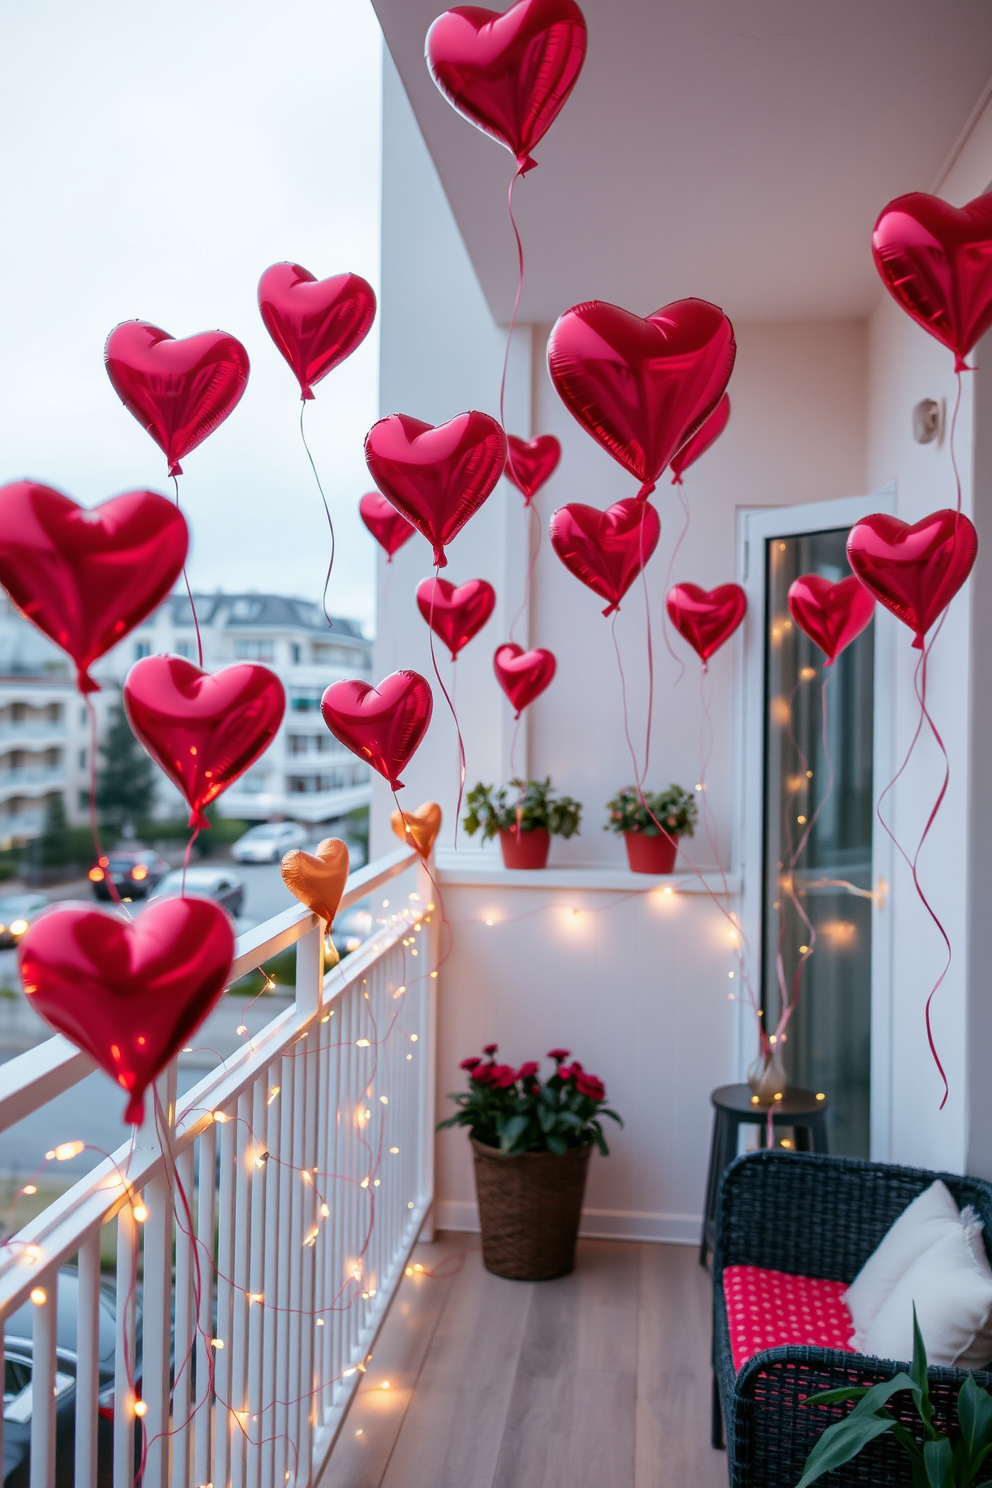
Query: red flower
[
  {"left": 483, "top": 1043, "right": 498, "bottom": 1056},
  {"left": 547, "top": 1048, "right": 570, "bottom": 1062},
  {"left": 461, "top": 1057, "right": 482, "bottom": 1071},
  {"left": 472, "top": 1064, "right": 497, "bottom": 1085},
  {"left": 492, "top": 1064, "right": 518, "bottom": 1088},
  {"left": 517, "top": 1061, "right": 540, "bottom": 1081},
  {"left": 576, "top": 1072, "right": 606, "bottom": 1102}
]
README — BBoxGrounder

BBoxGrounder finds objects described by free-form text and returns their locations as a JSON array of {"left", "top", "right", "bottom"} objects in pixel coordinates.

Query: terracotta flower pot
[
  {"left": 624, "top": 831, "right": 678, "bottom": 874},
  {"left": 499, "top": 826, "right": 550, "bottom": 870},
  {"left": 471, "top": 1137, "right": 591, "bottom": 1280}
]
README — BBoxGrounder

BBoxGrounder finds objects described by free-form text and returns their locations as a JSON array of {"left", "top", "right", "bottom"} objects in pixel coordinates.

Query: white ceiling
[{"left": 373, "top": 0, "right": 992, "bottom": 325}]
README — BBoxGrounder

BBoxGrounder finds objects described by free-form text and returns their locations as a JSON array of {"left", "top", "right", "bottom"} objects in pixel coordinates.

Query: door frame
[{"left": 734, "top": 490, "right": 896, "bottom": 1160}]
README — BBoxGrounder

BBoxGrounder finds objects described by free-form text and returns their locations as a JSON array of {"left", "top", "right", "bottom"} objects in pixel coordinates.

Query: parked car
[
  {"left": 149, "top": 866, "right": 245, "bottom": 917},
  {"left": 3, "top": 1268, "right": 122, "bottom": 1487},
  {"left": 331, "top": 901, "right": 374, "bottom": 957},
  {"left": 88, "top": 850, "right": 171, "bottom": 903},
  {"left": 0, "top": 894, "right": 48, "bottom": 948},
  {"left": 231, "top": 822, "right": 309, "bottom": 864}
]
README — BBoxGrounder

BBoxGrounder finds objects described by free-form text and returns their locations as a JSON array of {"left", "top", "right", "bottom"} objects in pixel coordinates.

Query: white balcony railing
[{"left": 0, "top": 843, "right": 437, "bottom": 1487}]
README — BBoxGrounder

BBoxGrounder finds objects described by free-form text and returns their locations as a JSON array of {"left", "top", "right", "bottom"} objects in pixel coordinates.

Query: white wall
[{"left": 379, "top": 44, "right": 992, "bottom": 1233}]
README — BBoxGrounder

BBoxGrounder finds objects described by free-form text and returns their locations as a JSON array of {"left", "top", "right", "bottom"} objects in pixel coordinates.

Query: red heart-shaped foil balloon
[
  {"left": 549, "top": 498, "right": 660, "bottom": 616},
  {"left": 670, "top": 393, "right": 731, "bottom": 485},
  {"left": 416, "top": 577, "right": 496, "bottom": 660},
  {"left": 258, "top": 263, "right": 376, "bottom": 400},
  {"left": 548, "top": 298, "right": 736, "bottom": 498},
  {"left": 493, "top": 643, "right": 556, "bottom": 717},
  {"left": 666, "top": 583, "right": 747, "bottom": 666},
  {"left": 872, "top": 192, "right": 992, "bottom": 370},
  {"left": 124, "top": 656, "right": 286, "bottom": 828},
  {"left": 321, "top": 672, "right": 433, "bottom": 791},
  {"left": 426, "top": 0, "right": 587, "bottom": 173},
  {"left": 364, "top": 412, "right": 507, "bottom": 568},
  {"left": 0, "top": 483, "right": 188, "bottom": 693},
  {"left": 19, "top": 899, "right": 234, "bottom": 1125},
  {"left": 787, "top": 575, "right": 875, "bottom": 666},
  {"left": 504, "top": 434, "right": 561, "bottom": 504},
  {"left": 359, "top": 491, "right": 415, "bottom": 562},
  {"left": 105, "top": 321, "right": 250, "bottom": 476},
  {"left": 847, "top": 510, "right": 978, "bottom": 647}
]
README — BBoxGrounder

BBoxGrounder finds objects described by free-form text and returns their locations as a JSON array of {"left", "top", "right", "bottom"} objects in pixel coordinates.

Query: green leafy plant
[
  {"left": 797, "top": 1308, "right": 992, "bottom": 1488},
  {"left": 605, "top": 784, "right": 698, "bottom": 838},
  {"left": 462, "top": 778, "right": 582, "bottom": 843},
  {"left": 438, "top": 1047, "right": 622, "bottom": 1156}
]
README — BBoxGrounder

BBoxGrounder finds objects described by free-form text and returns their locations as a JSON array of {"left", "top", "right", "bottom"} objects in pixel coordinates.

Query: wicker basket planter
[{"left": 471, "top": 1137, "right": 591, "bottom": 1280}]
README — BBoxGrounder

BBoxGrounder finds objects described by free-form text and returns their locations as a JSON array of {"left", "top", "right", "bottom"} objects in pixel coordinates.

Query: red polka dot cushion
[{"left": 723, "top": 1264, "right": 856, "bottom": 1371}]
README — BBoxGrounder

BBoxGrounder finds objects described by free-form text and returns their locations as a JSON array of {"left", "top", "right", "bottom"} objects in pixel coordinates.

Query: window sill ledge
[{"left": 434, "top": 849, "right": 740, "bottom": 895}]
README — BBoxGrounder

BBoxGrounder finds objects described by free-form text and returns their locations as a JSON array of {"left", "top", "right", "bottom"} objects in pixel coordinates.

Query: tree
[{"left": 95, "top": 702, "right": 156, "bottom": 830}]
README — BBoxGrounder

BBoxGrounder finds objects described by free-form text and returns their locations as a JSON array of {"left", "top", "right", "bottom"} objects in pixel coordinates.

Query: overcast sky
[{"left": 0, "top": 0, "right": 382, "bottom": 629}]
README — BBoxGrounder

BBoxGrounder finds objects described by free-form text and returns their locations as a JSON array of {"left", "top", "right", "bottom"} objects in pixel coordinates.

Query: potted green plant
[
  {"left": 439, "top": 1046, "right": 622, "bottom": 1280},
  {"left": 605, "top": 783, "right": 698, "bottom": 874},
  {"left": 796, "top": 1309, "right": 992, "bottom": 1487},
  {"left": 463, "top": 777, "right": 582, "bottom": 870}
]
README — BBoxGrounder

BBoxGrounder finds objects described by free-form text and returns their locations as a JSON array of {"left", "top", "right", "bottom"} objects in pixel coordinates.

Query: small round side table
[{"left": 699, "top": 1083, "right": 830, "bottom": 1266}]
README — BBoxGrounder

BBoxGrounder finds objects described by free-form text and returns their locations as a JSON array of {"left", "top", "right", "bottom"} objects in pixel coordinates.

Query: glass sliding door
[{"left": 761, "top": 528, "right": 874, "bottom": 1157}]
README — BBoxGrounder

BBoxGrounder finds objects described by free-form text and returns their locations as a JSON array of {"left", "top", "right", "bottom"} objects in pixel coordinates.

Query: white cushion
[
  {"left": 845, "top": 1180, "right": 965, "bottom": 1344},
  {"left": 861, "top": 1218, "right": 992, "bottom": 1368}
]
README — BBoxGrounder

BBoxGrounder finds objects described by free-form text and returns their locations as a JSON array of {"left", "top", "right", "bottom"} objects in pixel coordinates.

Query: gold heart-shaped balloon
[
  {"left": 391, "top": 800, "right": 442, "bottom": 859},
  {"left": 281, "top": 837, "right": 350, "bottom": 926}
]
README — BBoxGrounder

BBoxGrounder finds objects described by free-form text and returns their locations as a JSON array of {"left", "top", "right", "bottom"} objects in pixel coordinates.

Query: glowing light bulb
[
  {"left": 134, "top": 1400, "right": 148, "bottom": 1418},
  {"left": 30, "top": 1287, "right": 46, "bottom": 1305},
  {"left": 380, "top": 1096, "right": 388, "bottom": 1105},
  {"left": 356, "top": 1038, "right": 370, "bottom": 1048},
  {"left": 21, "top": 1184, "right": 36, "bottom": 1196},
  {"left": 133, "top": 1203, "right": 148, "bottom": 1223}
]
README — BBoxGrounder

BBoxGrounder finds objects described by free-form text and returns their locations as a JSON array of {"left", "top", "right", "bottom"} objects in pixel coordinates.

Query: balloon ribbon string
[
  {"left": 390, "top": 788, "right": 455, "bottom": 981},
  {"left": 875, "top": 625, "right": 951, "bottom": 1107},
  {"left": 182, "top": 826, "right": 201, "bottom": 896},
  {"left": 171, "top": 475, "right": 204, "bottom": 667},
  {"left": 84, "top": 695, "right": 127, "bottom": 915},
  {"left": 662, "top": 482, "right": 691, "bottom": 685},
  {"left": 775, "top": 671, "right": 835, "bottom": 1053},
  {"left": 611, "top": 623, "right": 759, "bottom": 1027},
  {"left": 499, "top": 165, "right": 527, "bottom": 471},
  {"left": 639, "top": 501, "right": 655, "bottom": 782},
  {"left": 951, "top": 368, "right": 963, "bottom": 516},
  {"left": 300, "top": 401, "right": 336, "bottom": 630},
  {"left": 510, "top": 714, "right": 522, "bottom": 778},
  {"left": 427, "top": 574, "right": 466, "bottom": 847},
  {"left": 508, "top": 501, "right": 540, "bottom": 647}
]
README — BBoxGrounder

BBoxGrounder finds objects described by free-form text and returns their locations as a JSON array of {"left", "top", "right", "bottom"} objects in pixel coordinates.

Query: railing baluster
[
  {"left": 272, "top": 1051, "right": 295, "bottom": 1488},
  {"left": 171, "top": 1144, "right": 196, "bottom": 1488},
  {"left": 29, "top": 1266, "right": 57, "bottom": 1488},
  {"left": 299, "top": 1035, "right": 318, "bottom": 1478},
  {"left": 260, "top": 1059, "right": 282, "bottom": 1488},
  {"left": 75, "top": 1230, "right": 101, "bottom": 1488},
  {"left": 246, "top": 1074, "right": 267, "bottom": 1488},
  {"left": 230, "top": 1088, "right": 253, "bottom": 1488},
  {"left": 142, "top": 1167, "right": 174, "bottom": 1487},
  {"left": 194, "top": 1122, "right": 217, "bottom": 1488},
  {"left": 287, "top": 1034, "right": 306, "bottom": 1484},
  {"left": 113, "top": 1205, "right": 137, "bottom": 1488},
  {"left": 314, "top": 1005, "right": 331, "bottom": 1429},
  {"left": 213, "top": 1109, "right": 237, "bottom": 1488}
]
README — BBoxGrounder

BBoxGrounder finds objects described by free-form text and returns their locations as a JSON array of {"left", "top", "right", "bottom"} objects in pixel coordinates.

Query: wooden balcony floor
[{"left": 318, "top": 1233, "right": 729, "bottom": 1488}]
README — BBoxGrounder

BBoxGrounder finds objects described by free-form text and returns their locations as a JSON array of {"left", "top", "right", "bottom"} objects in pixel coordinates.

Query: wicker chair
[{"left": 711, "top": 1150, "right": 992, "bottom": 1488}]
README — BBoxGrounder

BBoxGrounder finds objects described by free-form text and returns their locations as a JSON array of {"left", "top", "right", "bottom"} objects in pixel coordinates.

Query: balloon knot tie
[
  {"left": 77, "top": 670, "right": 100, "bottom": 696},
  {"left": 189, "top": 809, "right": 211, "bottom": 830},
  {"left": 955, "top": 356, "right": 975, "bottom": 374},
  {"left": 301, "top": 387, "right": 315, "bottom": 402},
  {"left": 168, "top": 460, "right": 184, "bottom": 478},
  {"left": 432, "top": 549, "right": 448, "bottom": 569},
  {"left": 636, "top": 481, "right": 656, "bottom": 502},
  {"left": 671, "top": 474, "right": 683, "bottom": 486},
  {"left": 912, "top": 634, "right": 925, "bottom": 650},
  {"left": 601, "top": 601, "right": 620, "bottom": 618},
  {"left": 125, "top": 1095, "right": 145, "bottom": 1127},
  {"left": 516, "top": 154, "right": 538, "bottom": 176}
]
